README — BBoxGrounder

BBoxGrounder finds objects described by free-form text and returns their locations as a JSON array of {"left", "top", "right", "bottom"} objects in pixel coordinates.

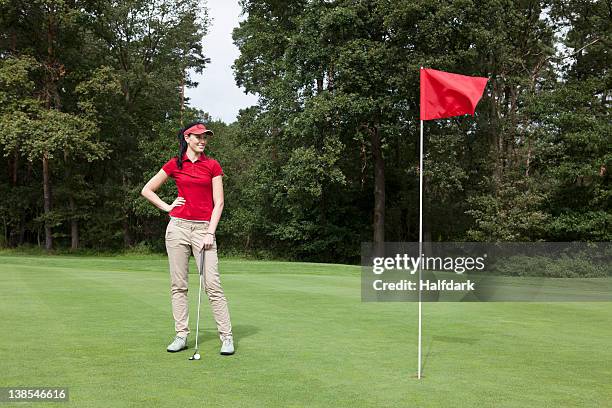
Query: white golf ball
[{"left": 193, "top": 353, "right": 201, "bottom": 360}]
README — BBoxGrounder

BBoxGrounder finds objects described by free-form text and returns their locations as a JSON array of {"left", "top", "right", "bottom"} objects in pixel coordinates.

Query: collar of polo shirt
[{"left": 182, "top": 153, "right": 206, "bottom": 162}]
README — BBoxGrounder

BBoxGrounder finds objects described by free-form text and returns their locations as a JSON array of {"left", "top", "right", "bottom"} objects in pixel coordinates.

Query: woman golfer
[{"left": 141, "top": 121, "right": 234, "bottom": 355}]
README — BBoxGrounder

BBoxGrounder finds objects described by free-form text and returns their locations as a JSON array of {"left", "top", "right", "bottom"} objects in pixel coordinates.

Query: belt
[{"left": 170, "top": 217, "right": 210, "bottom": 229}]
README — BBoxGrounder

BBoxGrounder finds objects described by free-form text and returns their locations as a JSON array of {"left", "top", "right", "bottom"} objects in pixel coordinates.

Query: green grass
[{"left": 0, "top": 253, "right": 610, "bottom": 407}]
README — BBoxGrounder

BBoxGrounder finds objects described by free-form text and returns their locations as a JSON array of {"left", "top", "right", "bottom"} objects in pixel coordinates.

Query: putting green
[{"left": 0, "top": 253, "right": 610, "bottom": 407}]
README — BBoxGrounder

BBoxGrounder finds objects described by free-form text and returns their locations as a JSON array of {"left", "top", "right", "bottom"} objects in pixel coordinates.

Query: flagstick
[
  {"left": 418, "top": 118, "right": 423, "bottom": 379},
  {"left": 415, "top": 66, "right": 487, "bottom": 380}
]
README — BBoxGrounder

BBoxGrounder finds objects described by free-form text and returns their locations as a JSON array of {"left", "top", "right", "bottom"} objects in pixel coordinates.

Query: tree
[
  {"left": 0, "top": 1, "right": 109, "bottom": 250},
  {"left": 536, "top": 0, "right": 612, "bottom": 240},
  {"left": 232, "top": 0, "right": 568, "bottom": 254}
]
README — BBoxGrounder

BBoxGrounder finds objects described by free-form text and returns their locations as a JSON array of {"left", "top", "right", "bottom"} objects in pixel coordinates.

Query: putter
[{"left": 189, "top": 248, "right": 205, "bottom": 361}]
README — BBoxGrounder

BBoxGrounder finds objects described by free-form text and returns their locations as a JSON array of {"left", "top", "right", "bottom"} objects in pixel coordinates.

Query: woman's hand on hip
[
  {"left": 202, "top": 233, "right": 215, "bottom": 250},
  {"left": 167, "top": 196, "right": 186, "bottom": 212}
]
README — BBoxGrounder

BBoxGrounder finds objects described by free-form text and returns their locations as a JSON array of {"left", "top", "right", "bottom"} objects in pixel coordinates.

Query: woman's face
[{"left": 185, "top": 133, "right": 208, "bottom": 153}]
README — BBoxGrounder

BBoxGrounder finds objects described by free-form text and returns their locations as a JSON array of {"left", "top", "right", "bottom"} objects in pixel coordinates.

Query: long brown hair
[{"left": 176, "top": 121, "right": 205, "bottom": 170}]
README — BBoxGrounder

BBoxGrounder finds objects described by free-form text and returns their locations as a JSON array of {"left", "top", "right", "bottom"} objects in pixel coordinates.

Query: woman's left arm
[{"left": 203, "top": 176, "right": 224, "bottom": 249}]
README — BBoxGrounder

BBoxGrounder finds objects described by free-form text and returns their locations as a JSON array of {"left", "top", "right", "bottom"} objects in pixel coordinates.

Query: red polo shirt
[{"left": 161, "top": 154, "right": 224, "bottom": 221}]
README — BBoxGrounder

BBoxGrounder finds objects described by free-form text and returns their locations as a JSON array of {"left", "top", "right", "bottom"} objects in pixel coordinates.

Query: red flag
[{"left": 420, "top": 68, "right": 488, "bottom": 120}]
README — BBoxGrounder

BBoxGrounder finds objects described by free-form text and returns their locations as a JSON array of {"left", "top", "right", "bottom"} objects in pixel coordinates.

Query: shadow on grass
[
  {"left": 195, "top": 324, "right": 259, "bottom": 348},
  {"left": 420, "top": 335, "right": 479, "bottom": 377}
]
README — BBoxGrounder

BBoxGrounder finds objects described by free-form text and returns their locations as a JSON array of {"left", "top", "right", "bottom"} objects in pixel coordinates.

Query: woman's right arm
[{"left": 141, "top": 169, "right": 185, "bottom": 213}]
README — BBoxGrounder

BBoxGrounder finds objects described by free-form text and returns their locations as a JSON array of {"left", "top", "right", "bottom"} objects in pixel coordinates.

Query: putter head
[{"left": 189, "top": 352, "right": 201, "bottom": 360}]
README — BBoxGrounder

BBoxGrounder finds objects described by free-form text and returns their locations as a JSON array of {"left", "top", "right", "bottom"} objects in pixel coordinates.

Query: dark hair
[{"left": 176, "top": 121, "right": 206, "bottom": 170}]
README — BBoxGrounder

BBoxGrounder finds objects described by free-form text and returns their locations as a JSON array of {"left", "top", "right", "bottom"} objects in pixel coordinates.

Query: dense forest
[{"left": 0, "top": 0, "right": 609, "bottom": 263}]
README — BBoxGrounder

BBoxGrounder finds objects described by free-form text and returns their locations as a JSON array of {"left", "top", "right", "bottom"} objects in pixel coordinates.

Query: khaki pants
[{"left": 165, "top": 217, "right": 232, "bottom": 338}]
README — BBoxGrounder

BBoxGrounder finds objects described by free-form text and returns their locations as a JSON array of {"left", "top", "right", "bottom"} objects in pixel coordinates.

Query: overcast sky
[{"left": 185, "top": 0, "right": 258, "bottom": 124}]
